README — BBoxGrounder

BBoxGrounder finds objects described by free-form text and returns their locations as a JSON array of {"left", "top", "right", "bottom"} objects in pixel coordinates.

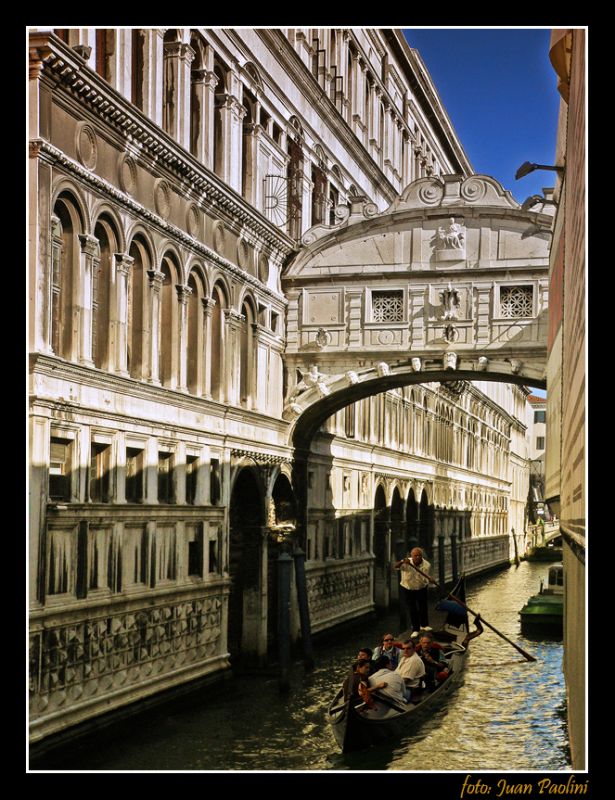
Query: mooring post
[
  {"left": 293, "top": 546, "right": 315, "bottom": 670},
  {"left": 277, "top": 549, "right": 293, "bottom": 692}
]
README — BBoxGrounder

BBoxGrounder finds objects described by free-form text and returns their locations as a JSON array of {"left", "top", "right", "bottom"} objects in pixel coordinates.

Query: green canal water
[{"left": 30, "top": 560, "right": 572, "bottom": 772}]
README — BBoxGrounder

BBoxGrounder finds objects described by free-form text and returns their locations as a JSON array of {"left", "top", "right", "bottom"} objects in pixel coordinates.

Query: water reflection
[{"left": 32, "top": 561, "right": 571, "bottom": 772}]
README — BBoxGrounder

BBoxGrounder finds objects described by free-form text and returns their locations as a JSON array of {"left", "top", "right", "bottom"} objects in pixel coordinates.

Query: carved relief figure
[
  {"left": 440, "top": 282, "right": 460, "bottom": 320},
  {"left": 436, "top": 218, "right": 465, "bottom": 250},
  {"left": 288, "top": 364, "right": 329, "bottom": 402}
]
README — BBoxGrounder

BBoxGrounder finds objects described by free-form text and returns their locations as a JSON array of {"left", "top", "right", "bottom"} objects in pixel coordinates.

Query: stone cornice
[
  {"left": 29, "top": 352, "right": 292, "bottom": 435},
  {"left": 29, "top": 33, "right": 294, "bottom": 258},
  {"left": 33, "top": 138, "right": 288, "bottom": 307}
]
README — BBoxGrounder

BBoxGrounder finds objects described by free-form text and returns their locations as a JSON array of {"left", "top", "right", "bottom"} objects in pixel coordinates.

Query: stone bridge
[{"left": 281, "top": 174, "right": 552, "bottom": 448}]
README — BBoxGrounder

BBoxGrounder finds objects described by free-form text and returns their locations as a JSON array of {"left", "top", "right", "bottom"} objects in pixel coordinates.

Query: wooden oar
[{"left": 403, "top": 559, "right": 537, "bottom": 663}]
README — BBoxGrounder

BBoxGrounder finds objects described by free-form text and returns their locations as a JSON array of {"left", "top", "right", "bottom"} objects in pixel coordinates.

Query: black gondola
[{"left": 327, "top": 576, "right": 473, "bottom": 753}]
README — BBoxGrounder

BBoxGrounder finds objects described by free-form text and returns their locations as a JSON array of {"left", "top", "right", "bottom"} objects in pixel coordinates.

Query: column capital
[
  {"left": 78, "top": 233, "right": 99, "bottom": 256},
  {"left": 114, "top": 253, "right": 135, "bottom": 275},
  {"left": 175, "top": 283, "right": 193, "bottom": 304},
  {"left": 224, "top": 308, "right": 245, "bottom": 325},
  {"left": 147, "top": 269, "right": 165, "bottom": 291},
  {"left": 201, "top": 296, "right": 217, "bottom": 313}
]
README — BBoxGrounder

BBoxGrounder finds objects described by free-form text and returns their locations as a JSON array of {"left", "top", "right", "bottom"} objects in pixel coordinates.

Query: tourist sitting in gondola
[
  {"left": 356, "top": 647, "right": 376, "bottom": 674},
  {"left": 416, "top": 632, "right": 448, "bottom": 690},
  {"left": 368, "top": 656, "right": 408, "bottom": 705},
  {"left": 394, "top": 640, "right": 426, "bottom": 701},
  {"left": 372, "top": 633, "right": 403, "bottom": 669},
  {"left": 342, "top": 659, "right": 372, "bottom": 706}
]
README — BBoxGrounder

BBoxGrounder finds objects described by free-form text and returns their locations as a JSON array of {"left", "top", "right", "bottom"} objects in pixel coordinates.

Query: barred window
[
  {"left": 499, "top": 286, "right": 533, "bottom": 318},
  {"left": 372, "top": 290, "right": 404, "bottom": 322}
]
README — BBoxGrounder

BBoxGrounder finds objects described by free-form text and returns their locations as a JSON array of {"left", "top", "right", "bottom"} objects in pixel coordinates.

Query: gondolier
[{"left": 394, "top": 547, "right": 432, "bottom": 633}]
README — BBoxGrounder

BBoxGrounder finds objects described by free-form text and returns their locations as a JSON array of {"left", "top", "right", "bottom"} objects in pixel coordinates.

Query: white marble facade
[{"left": 28, "top": 28, "right": 537, "bottom": 743}]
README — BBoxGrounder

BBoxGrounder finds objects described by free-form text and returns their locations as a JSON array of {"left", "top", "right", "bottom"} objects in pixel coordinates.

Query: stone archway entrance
[{"left": 228, "top": 468, "right": 265, "bottom": 662}]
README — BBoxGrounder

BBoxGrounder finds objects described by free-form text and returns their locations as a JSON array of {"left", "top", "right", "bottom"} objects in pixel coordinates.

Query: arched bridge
[{"left": 281, "top": 174, "right": 551, "bottom": 449}]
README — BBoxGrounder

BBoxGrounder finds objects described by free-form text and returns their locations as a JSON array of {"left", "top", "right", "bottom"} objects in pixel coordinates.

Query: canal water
[{"left": 32, "top": 560, "right": 571, "bottom": 772}]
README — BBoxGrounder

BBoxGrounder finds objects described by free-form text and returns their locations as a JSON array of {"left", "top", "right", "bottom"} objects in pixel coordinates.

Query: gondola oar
[{"left": 403, "top": 559, "right": 537, "bottom": 663}]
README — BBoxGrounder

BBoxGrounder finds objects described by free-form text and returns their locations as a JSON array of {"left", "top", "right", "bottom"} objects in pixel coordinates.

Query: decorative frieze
[{"left": 29, "top": 594, "right": 224, "bottom": 720}]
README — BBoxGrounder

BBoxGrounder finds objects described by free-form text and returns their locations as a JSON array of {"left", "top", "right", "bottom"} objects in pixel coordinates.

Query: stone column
[
  {"left": 163, "top": 41, "right": 195, "bottom": 150},
  {"left": 201, "top": 297, "right": 215, "bottom": 399},
  {"left": 77, "top": 233, "right": 99, "bottom": 366},
  {"left": 176, "top": 283, "right": 192, "bottom": 392},
  {"left": 113, "top": 253, "right": 134, "bottom": 377},
  {"left": 224, "top": 309, "right": 244, "bottom": 406},
  {"left": 146, "top": 268, "right": 164, "bottom": 385},
  {"left": 229, "top": 96, "right": 246, "bottom": 194},
  {"left": 242, "top": 122, "right": 259, "bottom": 204},
  {"left": 190, "top": 68, "right": 208, "bottom": 162},
  {"left": 202, "top": 64, "right": 218, "bottom": 171}
]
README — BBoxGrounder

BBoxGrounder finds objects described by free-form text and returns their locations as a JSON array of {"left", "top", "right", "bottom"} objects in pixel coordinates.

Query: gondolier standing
[{"left": 394, "top": 547, "right": 432, "bottom": 633}]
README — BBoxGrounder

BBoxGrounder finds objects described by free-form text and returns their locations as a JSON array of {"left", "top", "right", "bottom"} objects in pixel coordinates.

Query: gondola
[{"left": 327, "top": 576, "right": 472, "bottom": 754}]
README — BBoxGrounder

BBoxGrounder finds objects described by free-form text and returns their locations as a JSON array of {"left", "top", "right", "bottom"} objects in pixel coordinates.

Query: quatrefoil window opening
[
  {"left": 499, "top": 286, "right": 534, "bottom": 318},
  {"left": 371, "top": 290, "right": 404, "bottom": 323}
]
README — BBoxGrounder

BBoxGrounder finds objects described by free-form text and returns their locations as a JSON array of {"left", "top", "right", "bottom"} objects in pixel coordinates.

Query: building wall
[
  {"left": 545, "top": 28, "right": 586, "bottom": 770},
  {"left": 28, "top": 27, "right": 530, "bottom": 744}
]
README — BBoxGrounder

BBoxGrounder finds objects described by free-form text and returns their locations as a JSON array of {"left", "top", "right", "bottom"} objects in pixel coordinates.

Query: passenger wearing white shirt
[
  {"left": 368, "top": 656, "right": 409, "bottom": 704},
  {"left": 395, "top": 640, "right": 426, "bottom": 700}
]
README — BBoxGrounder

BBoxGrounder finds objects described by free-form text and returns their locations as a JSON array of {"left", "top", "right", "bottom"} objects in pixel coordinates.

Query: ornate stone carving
[
  {"left": 213, "top": 221, "right": 226, "bottom": 254},
  {"left": 440, "top": 282, "right": 460, "bottom": 320},
  {"left": 153, "top": 178, "right": 171, "bottom": 219},
  {"left": 345, "top": 370, "right": 359, "bottom": 385},
  {"left": 288, "top": 364, "right": 329, "bottom": 402},
  {"left": 444, "top": 352, "right": 458, "bottom": 370},
  {"left": 435, "top": 218, "right": 466, "bottom": 261},
  {"left": 477, "top": 356, "right": 489, "bottom": 371},
  {"left": 186, "top": 204, "right": 200, "bottom": 238},
  {"left": 75, "top": 122, "right": 97, "bottom": 170},
  {"left": 118, "top": 154, "right": 137, "bottom": 195},
  {"left": 29, "top": 596, "right": 224, "bottom": 719},
  {"left": 376, "top": 362, "right": 390, "bottom": 377},
  {"left": 315, "top": 327, "right": 332, "bottom": 349},
  {"left": 444, "top": 324, "right": 459, "bottom": 343},
  {"left": 509, "top": 358, "right": 523, "bottom": 374},
  {"left": 411, "top": 357, "right": 422, "bottom": 372}
]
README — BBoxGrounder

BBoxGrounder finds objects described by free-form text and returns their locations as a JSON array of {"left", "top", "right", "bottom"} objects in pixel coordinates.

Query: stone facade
[
  {"left": 29, "top": 28, "right": 537, "bottom": 744},
  {"left": 545, "top": 28, "right": 586, "bottom": 770}
]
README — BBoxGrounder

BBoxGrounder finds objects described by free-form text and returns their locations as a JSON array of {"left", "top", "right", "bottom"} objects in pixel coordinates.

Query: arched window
[
  {"left": 213, "top": 61, "right": 229, "bottom": 179},
  {"left": 93, "top": 216, "right": 121, "bottom": 371},
  {"left": 189, "top": 34, "right": 205, "bottom": 159},
  {"left": 159, "top": 255, "right": 180, "bottom": 389},
  {"left": 96, "top": 29, "right": 115, "bottom": 83},
  {"left": 210, "top": 283, "right": 227, "bottom": 402},
  {"left": 127, "top": 236, "right": 151, "bottom": 380},
  {"left": 239, "top": 298, "right": 255, "bottom": 408},
  {"left": 51, "top": 195, "right": 82, "bottom": 360},
  {"left": 186, "top": 268, "right": 207, "bottom": 395},
  {"left": 241, "top": 88, "right": 257, "bottom": 201},
  {"left": 131, "top": 29, "right": 145, "bottom": 110}
]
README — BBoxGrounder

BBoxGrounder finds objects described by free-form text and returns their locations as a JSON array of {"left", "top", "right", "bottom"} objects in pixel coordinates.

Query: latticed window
[
  {"left": 499, "top": 286, "right": 533, "bottom": 318},
  {"left": 372, "top": 290, "right": 404, "bottom": 322}
]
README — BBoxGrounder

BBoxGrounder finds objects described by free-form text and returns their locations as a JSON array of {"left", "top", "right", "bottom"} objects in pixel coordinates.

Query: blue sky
[
  {"left": 403, "top": 28, "right": 557, "bottom": 399},
  {"left": 403, "top": 28, "right": 561, "bottom": 205}
]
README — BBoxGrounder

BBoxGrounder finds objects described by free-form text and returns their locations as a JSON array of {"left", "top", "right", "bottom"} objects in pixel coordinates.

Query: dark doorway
[
  {"left": 267, "top": 473, "right": 297, "bottom": 655},
  {"left": 373, "top": 484, "right": 389, "bottom": 610},
  {"left": 406, "top": 489, "right": 418, "bottom": 552},
  {"left": 418, "top": 489, "right": 434, "bottom": 558},
  {"left": 228, "top": 468, "right": 264, "bottom": 661}
]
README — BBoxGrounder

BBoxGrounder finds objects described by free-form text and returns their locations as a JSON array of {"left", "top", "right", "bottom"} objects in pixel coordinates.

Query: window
[
  {"left": 49, "top": 438, "right": 72, "bottom": 501},
  {"left": 158, "top": 452, "right": 175, "bottom": 503},
  {"left": 125, "top": 526, "right": 148, "bottom": 587},
  {"left": 125, "top": 448, "right": 144, "bottom": 503},
  {"left": 187, "top": 523, "right": 203, "bottom": 577},
  {"left": 210, "top": 458, "right": 221, "bottom": 505},
  {"left": 46, "top": 529, "right": 72, "bottom": 595},
  {"left": 372, "top": 290, "right": 403, "bottom": 322},
  {"left": 186, "top": 455, "right": 199, "bottom": 505},
  {"left": 87, "top": 528, "right": 111, "bottom": 591},
  {"left": 156, "top": 526, "right": 177, "bottom": 582},
  {"left": 534, "top": 410, "right": 546, "bottom": 424},
  {"left": 536, "top": 437, "right": 545, "bottom": 450},
  {"left": 90, "top": 442, "right": 112, "bottom": 503},
  {"left": 499, "top": 286, "right": 533, "bottom": 318}
]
